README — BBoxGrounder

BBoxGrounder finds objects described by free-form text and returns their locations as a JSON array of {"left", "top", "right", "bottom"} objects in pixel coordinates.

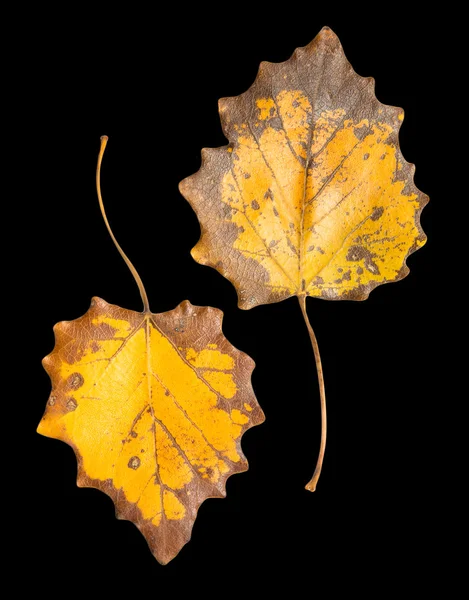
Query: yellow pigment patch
[
  {"left": 244, "top": 403, "right": 253, "bottom": 412},
  {"left": 163, "top": 489, "right": 186, "bottom": 520},
  {"left": 218, "top": 90, "right": 423, "bottom": 298},
  {"left": 202, "top": 371, "right": 237, "bottom": 399},
  {"left": 231, "top": 409, "right": 249, "bottom": 425},
  {"left": 186, "top": 347, "right": 234, "bottom": 370},
  {"left": 257, "top": 98, "right": 276, "bottom": 120}
]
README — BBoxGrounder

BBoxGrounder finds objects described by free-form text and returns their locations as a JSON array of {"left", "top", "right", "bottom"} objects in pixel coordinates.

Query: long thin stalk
[
  {"left": 96, "top": 136, "right": 150, "bottom": 313},
  {"left": 298, "top": 294, "right": 327, "bottom": 492}
]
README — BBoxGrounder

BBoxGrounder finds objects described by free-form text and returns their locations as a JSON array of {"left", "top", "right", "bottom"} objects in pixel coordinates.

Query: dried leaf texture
[
  {"left": 179, "top": 27, "right": 428, "bottom": 309},
  {"left": 38, "top": 297, "right": 264, "bottom": 564}
]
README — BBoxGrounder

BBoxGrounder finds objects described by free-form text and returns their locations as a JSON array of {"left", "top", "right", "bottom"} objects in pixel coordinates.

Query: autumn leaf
[
  {"left": 37, "top": 137, "right": 264, "bottom": 565},
  {"left": 179, "top": 27, "right": 428, "bottom": 490}
]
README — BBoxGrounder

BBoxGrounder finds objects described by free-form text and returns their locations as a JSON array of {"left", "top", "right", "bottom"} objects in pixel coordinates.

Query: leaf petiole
[
  {"left": 96, "top": 136, "right": 151, "bottom": 313},
  {"left": 298, "top": 294, "right": 327, "bottom": 492}
]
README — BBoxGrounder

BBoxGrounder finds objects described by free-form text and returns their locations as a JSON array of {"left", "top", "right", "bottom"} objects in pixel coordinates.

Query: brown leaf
[{"left": 179, "top": 27, "right": 427, "bottom": 308}]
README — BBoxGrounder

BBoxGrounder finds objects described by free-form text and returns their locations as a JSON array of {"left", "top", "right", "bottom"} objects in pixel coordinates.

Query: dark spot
[
  {"left": 48, "top": 395, "right": 56, "bottom": 406},
  {"left": 206, "top": 467, "right": 214, "bottom": 478},
  {"left": 68, "top": 373, "right": 84, "bottom": 390},
  {"left": 357, "top": 266, "right": 364, "bottom": 275},
  {"left": 66, "top": 398, "right": 77, "bottom": 412},
  {"left": 287, "top": 238, "right": 298, "bottom": 256},
  {"left": 91, "top": 342, "right": 100, "bottom": 353},
  {"left": 270, "top": 106, "right": 275, "bottom": 116},
  {"left": 147, "top": 407, "right": 152, "bottom": 413},
  {"left": 264, "top": 189, "right": 273, "bottom": 201},
  {"left": 312, "top": 276, "right": 324, "bottom": 285},
  {"left": 289, "top": 222, "right": 295, "bottom": 231},
  {"left": 251, "top": 200, "right": 260, "bottom": 210},
  {"left": 165, "top": 390, "right": 170, "bottom": 396},
  {"left": 273, "top": 207, "right": 279, "bottom": 217},
  {"left": 342, "top": 270, "right": 351, "bottom": 281},
  {"left": 317, "top": 247, "right": 325, "bottom": 255},
  {"left": 363, "top": 153, "right": 370, "bottom": 160},
  {"left": 140, "top": 449, "right": 145, "bottom": 453},
  {"left": 380, "top": 153, "right": 386, "bottom": 160},
  {"left": 238, "top": 226, "right": 245, "bottom": 233},
  {"left": 338, "top": 267, "right": 343, "bottom": 273},
  {"left": 244, "top": 172, "right": 251, "bottom": 179},
  {"left": 128, "top": 456, "right": 141, "bottom": 470},
  {"left": 354, "top": 124, "right": 373, "bottom": 140},
  {"left": 301, "top": 279, "right": 306, "bottom": 291},
  {"left": 371, "top": 206, "right": 384, "bottom": 221},
  {"left": 292, "top": 99, "right": 300, "bottom": 108},
  {"left": 308, "top": 245, "right": 315, "bottom": 252},
  {"left": 130, "top": 431, "right": 138, "bottom": 438},
  {"left": 269, "top": 239, "right": 279, "bottom": 248}
]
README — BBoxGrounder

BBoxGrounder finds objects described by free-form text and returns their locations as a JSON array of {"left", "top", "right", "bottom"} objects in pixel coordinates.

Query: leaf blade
[
  {"left": 38, "top": 297, "right": 264, "bottom": 564},
  {"left": 180, "top": 27, "right": 428, "bottom": 308}
]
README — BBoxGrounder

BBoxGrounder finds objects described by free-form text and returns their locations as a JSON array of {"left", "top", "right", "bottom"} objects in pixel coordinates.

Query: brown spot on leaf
[
  {"left": 363, "top": 153, "right": 370, "bottom": 160},
  {"left": 251, "top": 200, "right": 260, "bottom": 210},
  {"left": 66, "top": 398, "right": 77, "bottom": 412},
  {"left": 357, "top": 266, "right": 364, "bottom": 275},
  {"left": 68, "top": 372, "right": 84, "bottom": 390},
  {"left": 371, "top": 206, "right": 384, "bottom": 221},
  {"left": 91, "top": 342, "right": 100, "bottom": 353},
  {"left": 264, "top": 189, "right": 273, "bottom": 200},
  {"left": 244, "top": 172, "right": 251, "bottom": 179},
  {"left": 317, "top": 247, "right": 325, "bottom": 255},
  {"left": 130, "top": 431, "right": 138, "bottom": 438},
  {"left": 273, "top": 207, "right": 279, "bottom": 217},
  {"left": 128, "top": 456, "right": 141, "bottom": 470}
]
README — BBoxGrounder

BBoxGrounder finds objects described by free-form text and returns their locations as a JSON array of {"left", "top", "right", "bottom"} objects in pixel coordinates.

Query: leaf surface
[
  {"left": 38, "top": 297, "right": 263, "bottom": 564},
  {"left": 180, "top": 27, "right": 427, "bottom": 309}
]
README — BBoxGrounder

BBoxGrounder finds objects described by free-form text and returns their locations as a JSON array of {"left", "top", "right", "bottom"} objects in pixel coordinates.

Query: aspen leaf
[
  {"left": 179, "top": 27, "right": 428, "bottom": 490},
  {"left": 37, "top": 137, "right": 264, "bottom": 565}
]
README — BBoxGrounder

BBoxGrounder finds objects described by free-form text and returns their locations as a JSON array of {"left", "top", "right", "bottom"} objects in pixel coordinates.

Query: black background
[{"left": 21, "top": 7, "right": 448, "bottom": 589}]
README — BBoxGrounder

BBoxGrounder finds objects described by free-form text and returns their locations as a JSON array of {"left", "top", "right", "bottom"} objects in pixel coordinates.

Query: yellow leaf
[{"left": 38, "top": 297, "right": 264, "bottom": 564}]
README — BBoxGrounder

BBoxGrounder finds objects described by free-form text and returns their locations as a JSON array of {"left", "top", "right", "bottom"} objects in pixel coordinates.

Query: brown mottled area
[{"left": 346, "top": 245, "right": 380, "bottom": 275}]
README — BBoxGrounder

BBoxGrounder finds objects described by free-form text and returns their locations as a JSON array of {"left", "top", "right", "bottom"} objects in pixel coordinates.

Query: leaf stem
[
  {"left": 298, "top": 294, "right": 327, "bottom": 492},
  {"left": 96, "top": 136, "right": 151, "bottom": 313}
]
